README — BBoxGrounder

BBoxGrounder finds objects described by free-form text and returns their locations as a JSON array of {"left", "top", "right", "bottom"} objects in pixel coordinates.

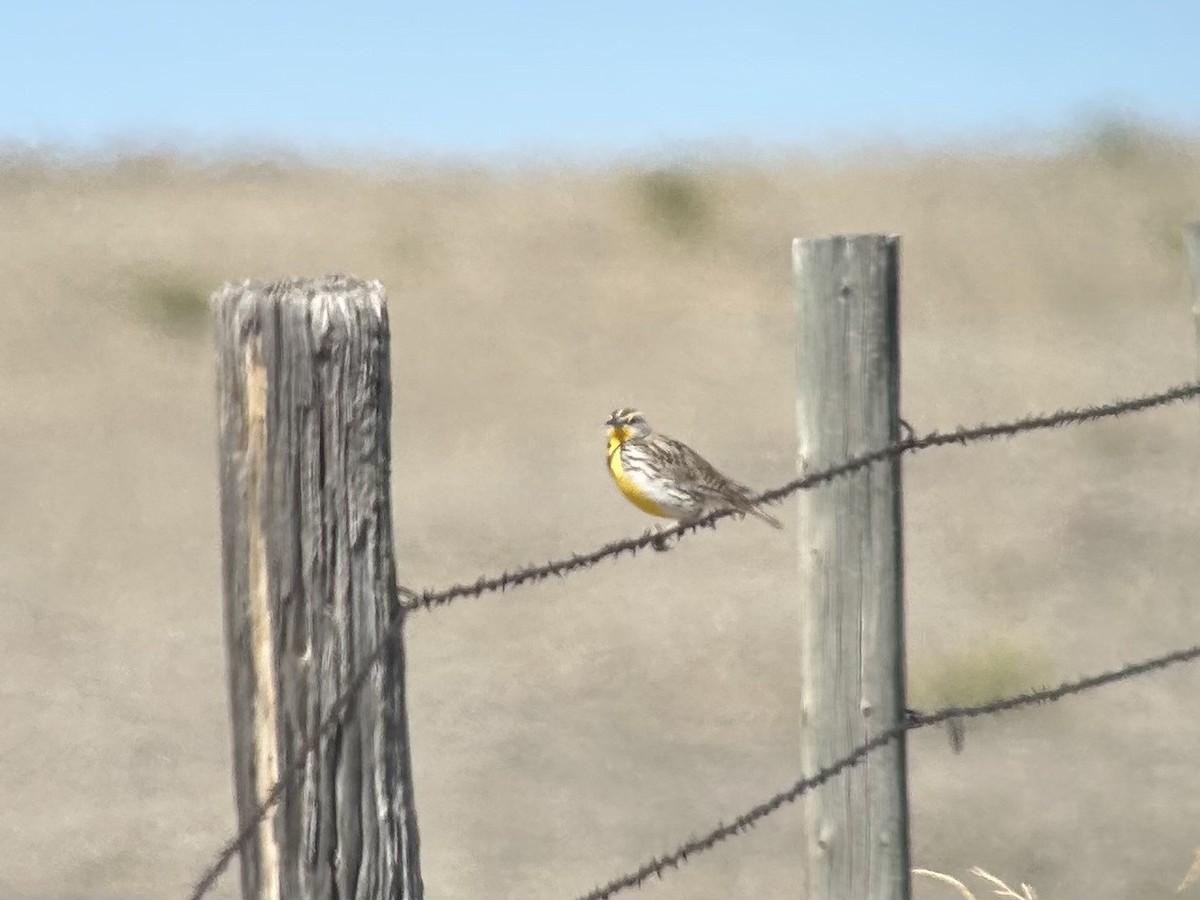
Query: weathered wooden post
[
  {"left": 213, "top": 274, "right": 423, "bottom": 900},
  {"left": 1186, "top": 222, "right": 1200, "bottom": 382},
  {"left": 1180, "top": 220, "right": 1200, "bottom": 895},
  {"left": 793, "top": 235, "right": 911, "bottom": 900}
]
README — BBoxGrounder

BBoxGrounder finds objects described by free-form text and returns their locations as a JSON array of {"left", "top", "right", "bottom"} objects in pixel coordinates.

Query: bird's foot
[{"left": 651, "top": 528, "right": 672, "bottom": 553}]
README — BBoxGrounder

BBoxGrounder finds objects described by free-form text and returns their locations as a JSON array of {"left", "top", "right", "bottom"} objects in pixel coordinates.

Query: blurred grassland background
[{"left": 3, "top": 119, "right": 1200, "bottom": 899}]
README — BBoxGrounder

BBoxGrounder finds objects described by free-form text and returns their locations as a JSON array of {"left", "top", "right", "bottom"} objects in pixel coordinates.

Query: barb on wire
[
  {"left": 186, "top": 378, "right": 1200, "bottom": 900},
  {"left": 572, "top": 641, "right": 1200, "bottom": 900}
]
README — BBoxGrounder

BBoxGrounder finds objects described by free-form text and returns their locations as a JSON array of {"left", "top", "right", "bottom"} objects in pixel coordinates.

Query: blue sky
[{"left": 1, "top": 0, "right": 1197, "bottom": 159}]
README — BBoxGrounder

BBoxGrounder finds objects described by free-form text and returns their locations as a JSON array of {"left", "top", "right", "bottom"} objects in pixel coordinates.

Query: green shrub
[
  {"left": 132, "top": 270, "right": 211, "bottom": 338},
  {"left": 631, "top": 167, "right": 714, "bottom": 241},
  {"left": 912, "top": 640, "right": 1050, "bottom": 709}
]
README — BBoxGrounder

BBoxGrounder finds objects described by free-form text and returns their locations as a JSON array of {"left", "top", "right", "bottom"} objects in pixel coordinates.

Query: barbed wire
[
  {"left": 185, "top": 377, "right": 1200, "bottom": 900},
  {"left": 572, "top": 640, "right": 1200, "bottom": 900},
  {"left": 399, "top": 378, "right": 1200, "bottom": 614},
  {"left": 756, "top": 378, "right": 1200, "bottom": 506}
]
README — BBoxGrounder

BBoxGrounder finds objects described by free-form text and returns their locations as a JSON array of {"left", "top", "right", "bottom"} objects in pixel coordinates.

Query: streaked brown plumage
[{"left": 605, "top": 407, "right": 782, "bottom": 529}]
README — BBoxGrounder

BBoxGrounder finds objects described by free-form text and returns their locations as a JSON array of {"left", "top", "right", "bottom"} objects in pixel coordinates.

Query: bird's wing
[
  {"left": 649, "top": 435, "right": 752, "bottom": 498},
  {"left": 648, "top": 434, "right": 782, "bottom": 529}
]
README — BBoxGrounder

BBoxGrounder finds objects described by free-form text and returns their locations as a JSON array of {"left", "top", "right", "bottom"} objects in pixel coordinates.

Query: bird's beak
[{"left": 605, "top": 415, "right": 620, "bottom": 428}]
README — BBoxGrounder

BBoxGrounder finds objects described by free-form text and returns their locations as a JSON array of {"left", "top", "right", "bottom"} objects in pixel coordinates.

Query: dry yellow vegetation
[{"left": 2, "top": 128, "right": 1200, "bottom": 899}]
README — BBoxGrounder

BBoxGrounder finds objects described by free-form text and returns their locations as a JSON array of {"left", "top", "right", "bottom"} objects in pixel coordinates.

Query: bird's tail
[
  {"left": 746, "top": 503, "right": 783, "bottom": 530},
  {"left": 725, "top": 491, "right": 783, "bottom": 530}
]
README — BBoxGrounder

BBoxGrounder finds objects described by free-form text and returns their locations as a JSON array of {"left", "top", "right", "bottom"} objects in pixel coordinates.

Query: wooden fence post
[
  {"left": 793, "top": 235, "right": 911, "bottom": 900},
  {"left": 213, "top": 274, "right": 423, "bottom": 900},
  {"left": 1180, "top": 220, "right": 1200, "bottom": 895},
  {"left": 1186, "top": 222, "right": 1200, "bottom": 380}
]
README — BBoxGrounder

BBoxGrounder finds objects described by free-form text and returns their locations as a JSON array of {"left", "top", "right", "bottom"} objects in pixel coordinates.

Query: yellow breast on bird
[{"left": 607, "top": 430, "right": 669, "bottom": 517}]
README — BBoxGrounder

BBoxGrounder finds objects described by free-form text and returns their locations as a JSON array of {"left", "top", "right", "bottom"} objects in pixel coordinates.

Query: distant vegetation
[
  {"left": 629, "top": 166, "right": 714, "bottom": 241},
  {"left": 130, "top": 268, "right": 211, "bottom": 338},
  {"left": 4, "top": 117, "right": 1200, "bottom": 900},
  {"left": 912, "top": 640, "right": 1051, "bottom": 709},
  {"left": 1071, "top": 111, "right": 1179, "bottom": 169}
]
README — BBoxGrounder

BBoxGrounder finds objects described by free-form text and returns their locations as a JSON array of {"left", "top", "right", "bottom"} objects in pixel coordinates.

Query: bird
[{"left": 605, "top": 407, "right": 782, "bottom": 530}]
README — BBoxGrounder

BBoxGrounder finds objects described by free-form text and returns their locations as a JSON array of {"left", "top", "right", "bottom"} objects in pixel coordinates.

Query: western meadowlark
[{"left": 605, "top": 407, "right": 782, "bottom": 530}]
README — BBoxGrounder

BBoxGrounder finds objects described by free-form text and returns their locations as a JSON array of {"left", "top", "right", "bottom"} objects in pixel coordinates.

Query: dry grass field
[{"left": 3, "top": 125, "right": 1200, "bottom": 899}]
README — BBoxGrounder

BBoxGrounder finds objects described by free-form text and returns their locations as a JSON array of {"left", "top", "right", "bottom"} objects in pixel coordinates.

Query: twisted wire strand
[{"left": 573, "top": 641, "right": 1200, "bottom": 900}]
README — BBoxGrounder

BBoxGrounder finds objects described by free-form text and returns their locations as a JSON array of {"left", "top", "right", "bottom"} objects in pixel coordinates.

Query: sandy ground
[{"left": 3, "top": 134, "right": 1200, "bottom": 899}]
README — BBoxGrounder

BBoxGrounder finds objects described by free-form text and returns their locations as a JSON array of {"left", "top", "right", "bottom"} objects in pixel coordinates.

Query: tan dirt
[{"left": 2, "top": 137, "right": 1200, "bottom": 899}]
